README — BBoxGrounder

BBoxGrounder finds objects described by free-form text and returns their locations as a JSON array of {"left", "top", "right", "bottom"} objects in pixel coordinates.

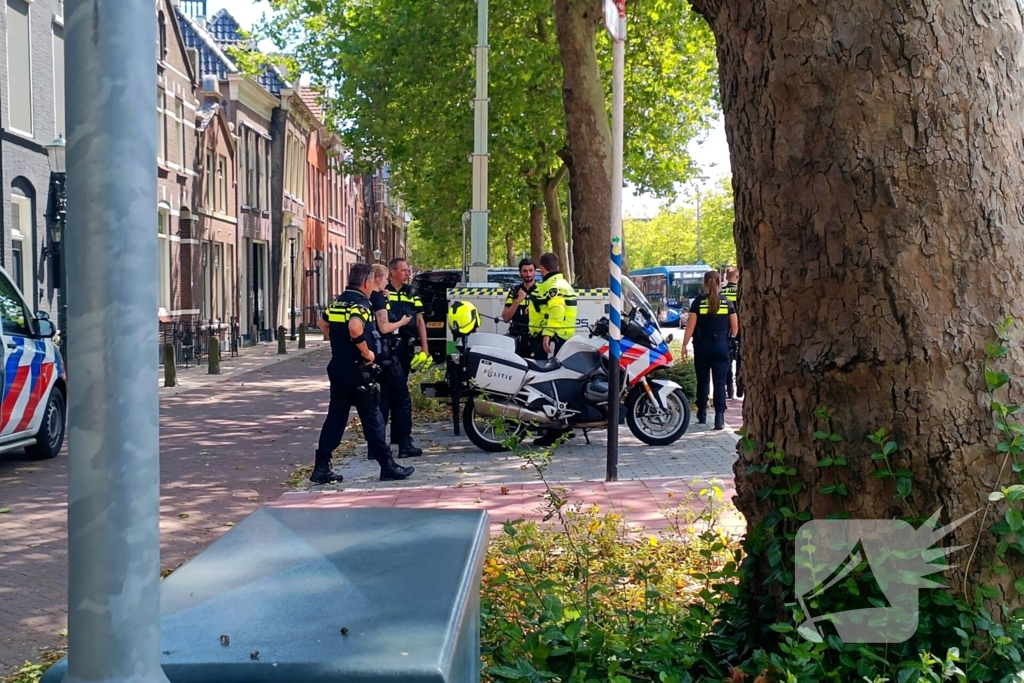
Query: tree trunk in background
[
  {"left": 543, "top": 164, "right": 570, "bottom": 278},
  {"left": 555, "top": 0, "right": 611, "bottom": 288},
  {"left": 690, "top": 0, "right": 1024, "bottom": 606},
  {"left": 530, "top": 188, "right": 545, "bottom": 262},
  {"left": 505, "top": 233, "right": 516, "bottom": 267}
]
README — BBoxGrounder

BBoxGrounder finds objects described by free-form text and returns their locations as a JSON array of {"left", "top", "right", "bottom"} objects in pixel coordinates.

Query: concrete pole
[
  {"left": 63, "top": 1, "right": 169, "bottom": 683},
  {"left": 606, "top": 1, "right": 626, "bottom": 482},
  {"left": 469, "top": 0, "right": 489, "bottom": 285}
]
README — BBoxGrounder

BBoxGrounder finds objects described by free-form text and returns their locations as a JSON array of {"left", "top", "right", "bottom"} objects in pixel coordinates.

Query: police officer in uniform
[
  {"left": 311, "top": 263, "right": 414, "bottom": 484},
  {"left": 369, "top": 264, "right": 420, "bottom": 460},
  {"left": 721, "top": 266, "right": 742, "bottom": 398},
  {"left": 385, "top": 257, "right": 430, "bottom": 457},
  {"left": 533, "top": 253, "right": 577, "bottom": 358},
  {"left": 531, "top": 253, "right": 578, "bottom": 447},
  {"left": 501, "top": 257, "right": 538, "bottom": 357},
  {"left": 681, "top": 269, "right": 738, "bottom": 430}
]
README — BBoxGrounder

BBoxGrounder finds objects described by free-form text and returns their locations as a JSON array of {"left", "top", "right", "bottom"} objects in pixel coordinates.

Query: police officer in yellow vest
[
  {"left": 531, "top": 252, "right": 578, "bottom": 358},
  {"left": 528, "top": 253, "right": 578, "bottom": 447},
  {"left": 501, "top": 257, "right": 539, "bottom": 358},
  {"left": 681, "top": 270, "right": 738, "bottom": 430},
  {"left": 312, "top": 263, "right": 414, "bottom": 484},
  {"left": 721, "top": 266, "right": 742, "bottom": 398},
  {"left": 385, "top": 257, "right": 431, "bottom": 457}
]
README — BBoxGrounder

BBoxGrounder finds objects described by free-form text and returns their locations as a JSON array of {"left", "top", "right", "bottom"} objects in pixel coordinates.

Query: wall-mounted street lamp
[
  {"left": 285, "top": 220, "right": 300, "bottom": 340},
  {"left": 44, "top": 134, "right": 67, "bottom": 361}
]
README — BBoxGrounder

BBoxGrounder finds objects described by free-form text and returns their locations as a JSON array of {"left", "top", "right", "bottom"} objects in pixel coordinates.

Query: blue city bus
[{"left": 629, "top": 264, "right": 715, "bottom": 326}]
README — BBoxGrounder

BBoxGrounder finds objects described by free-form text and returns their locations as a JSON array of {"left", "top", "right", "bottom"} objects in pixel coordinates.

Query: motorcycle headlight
[{"left": 650, "top": 329, "right": 664, "bottom": 346}]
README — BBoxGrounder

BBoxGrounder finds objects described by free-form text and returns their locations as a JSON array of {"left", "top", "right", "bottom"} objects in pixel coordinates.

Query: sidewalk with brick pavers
[
  {"left": 0, "top": 343, "right": 742, "bottom": 675},
  {"left": 277, "top": 477, "right": 745, "bottom": 536}
]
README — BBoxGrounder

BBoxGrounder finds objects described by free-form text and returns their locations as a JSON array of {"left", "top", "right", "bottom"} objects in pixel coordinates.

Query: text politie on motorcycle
[
  {"left": 311, "top": 262, "right": 414, "bottom": 485},
  {"left": 385, "top": 257, "right": 430, "bottom": 375},
  {"left": 529, "top": 252, "right": 578, "bottom": 357}
]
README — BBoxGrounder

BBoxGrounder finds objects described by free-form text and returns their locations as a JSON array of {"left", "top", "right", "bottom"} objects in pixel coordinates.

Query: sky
[{"left": 210, "top": 0, "right": 733, "bottom": 218}]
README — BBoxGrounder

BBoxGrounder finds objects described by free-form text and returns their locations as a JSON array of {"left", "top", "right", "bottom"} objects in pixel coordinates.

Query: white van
[{"left": 0, "top": 265, "right": 66, "bottom": 458}]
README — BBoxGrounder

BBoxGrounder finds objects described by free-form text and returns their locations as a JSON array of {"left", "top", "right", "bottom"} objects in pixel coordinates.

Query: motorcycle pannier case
[{"left": 467, "top": 347, "right": 528, "bottom": 395}]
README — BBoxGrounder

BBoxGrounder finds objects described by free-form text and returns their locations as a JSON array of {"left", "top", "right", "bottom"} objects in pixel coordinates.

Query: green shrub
[
  {"left": 480, "top": 319, "right": 1024, "bottom": 682},
  {"left": 481, "top": 486, "right": 742, "bottom": 683}
]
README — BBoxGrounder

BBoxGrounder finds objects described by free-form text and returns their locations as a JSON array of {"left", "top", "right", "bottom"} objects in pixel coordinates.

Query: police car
[{"left": 0, "top": 265, "right": 66, "bottom": 459}]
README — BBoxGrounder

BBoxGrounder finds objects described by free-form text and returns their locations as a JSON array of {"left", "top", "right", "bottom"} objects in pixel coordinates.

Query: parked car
[{"left": 0, "top": 265, "right": 66, "bottom": 458}]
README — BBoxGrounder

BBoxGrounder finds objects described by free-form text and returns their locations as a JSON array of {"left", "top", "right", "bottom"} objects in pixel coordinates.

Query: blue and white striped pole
[{"left": 605, "top": 0, "right": 625, "bottom": 481}]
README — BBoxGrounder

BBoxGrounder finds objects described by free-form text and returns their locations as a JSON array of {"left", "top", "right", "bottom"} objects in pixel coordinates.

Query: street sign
[{"left": 604, "top": 0, "right": 626, "bottom": 41}]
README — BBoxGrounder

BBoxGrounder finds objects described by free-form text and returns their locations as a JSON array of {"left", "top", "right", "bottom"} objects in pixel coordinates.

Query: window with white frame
[
  {"left": 214, "top": 243, "right": 224, "bottom": 320},
  {"left": 256, "top": 136, "right": 264, "bottom": 210},
  {"left": 7, "top": 0, "right": 34, "bottom": 136},
  {"left": 218, "top": 155, "right": 227, "bottom": 213},
  {"left": 10, "top": 194, "right": 34, "bottom": 301},
  {"left": 53, "top": 25, "right": 65, "bottom": 137},
  {"left": 157, "top": 209, "right": 171, "bottom": 309},
  {"left": 263, "top": 138, "right": 271, "bottom": 209},
  {"left": 205, "top": 150, "right": 214, "bottom": 208},
  {"left": 239, "top": 129, "right": 248, "bottom": 207},
  {"left": 202, "top": 242, "right": 211, "bottom": 319},
  {"left": 157, "top": 87, "right": 166, "bottom": 163},
  {"left": 175, "top": 99, "right": 185, "bottom": 166},
  {"left": 226, "top": 244, "right": 235, "bottom": 319}
]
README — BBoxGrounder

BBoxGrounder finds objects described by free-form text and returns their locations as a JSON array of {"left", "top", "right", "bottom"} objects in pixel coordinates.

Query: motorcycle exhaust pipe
[{"left": 474, "top": 398, "right": 554, "bottom": 424}]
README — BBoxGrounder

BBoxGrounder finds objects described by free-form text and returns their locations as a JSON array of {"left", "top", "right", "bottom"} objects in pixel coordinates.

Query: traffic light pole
[{"left": 63, "top": 1, "right": 169, "bottom": 682}]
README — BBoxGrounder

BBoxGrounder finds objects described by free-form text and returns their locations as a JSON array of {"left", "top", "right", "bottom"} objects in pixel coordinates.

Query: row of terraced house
[{"left": 0, "top": 0, "right": 408, "bottom": 353}]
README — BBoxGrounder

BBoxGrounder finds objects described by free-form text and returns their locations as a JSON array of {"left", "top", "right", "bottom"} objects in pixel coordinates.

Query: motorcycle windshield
[{"left": 622, "top": 276, "right": 655, "bottom": 322}]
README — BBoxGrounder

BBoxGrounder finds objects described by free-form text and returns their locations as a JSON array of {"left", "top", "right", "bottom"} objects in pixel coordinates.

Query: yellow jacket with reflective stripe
[{"left": 531, "top": 272, "right": 577, "bottom": 340}]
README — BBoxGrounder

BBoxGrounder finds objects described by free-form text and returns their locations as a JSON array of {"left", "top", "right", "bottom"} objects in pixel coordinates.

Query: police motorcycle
[{"left": 447, "top": 277, "right": 690, "bottom": 452}]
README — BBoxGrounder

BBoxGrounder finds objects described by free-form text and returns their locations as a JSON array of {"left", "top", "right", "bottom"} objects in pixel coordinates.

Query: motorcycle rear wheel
[
  {"left": 463, "top": 398, "right": 526, "bottom": 453},
  {"left": 626, "top": 386, "right": 690, "bottom": 446}
]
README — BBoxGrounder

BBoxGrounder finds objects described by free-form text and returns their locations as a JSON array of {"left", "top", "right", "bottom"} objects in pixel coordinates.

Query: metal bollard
[
  {"left": 298, "top": 323, "right": 306, "bottom": 349},
  {"left": 208, "top": 334, "right": 221, "bottom": 374},
  {"left": 278, "top": 326, "right": 287, "bottom": 355},
  {"left": 163, "top": 343, "right": 177, "bottom": 387}
]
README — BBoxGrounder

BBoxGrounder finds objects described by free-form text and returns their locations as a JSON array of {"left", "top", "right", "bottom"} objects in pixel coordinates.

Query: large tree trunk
[
  {"left": 530, "top": 187, "right": 545, "bottom": 262},
  {"left": 504, "top": 233, "right": 516, "bottom": 267},
  {"left": 555, "top": 0, "right": 612, "bottom": 288},
  {"left": 543, "top": 163, "right": 570, "bottom": 278},
  {"left": 690, "top": 0, "right": 1024, "bottom": 607}
]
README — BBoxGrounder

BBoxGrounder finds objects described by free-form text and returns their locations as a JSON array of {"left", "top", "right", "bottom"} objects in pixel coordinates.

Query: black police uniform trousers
[
  {"left": 693, "top": 334, "right": 731, "bottom": 416},
  {"left": 725, "top": 334, "right": 741, "bottom": 390},
  {"left": 315, "top": 360, "right": 391, "bottom": 466},
  {"left": 378, "top": 347, "right": 413, "bottom": 445}
]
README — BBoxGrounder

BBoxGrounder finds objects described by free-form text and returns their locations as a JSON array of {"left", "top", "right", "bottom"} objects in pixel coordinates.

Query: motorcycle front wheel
[
  {"left": 625, "top": 385, "right": 690, "bottom": 446},
  {"left": 463, "top": 398, "right": 526, "bottom": 453}
]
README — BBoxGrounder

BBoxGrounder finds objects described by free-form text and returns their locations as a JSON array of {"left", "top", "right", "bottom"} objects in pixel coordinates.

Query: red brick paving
[
  {"left": 0, "top": 349, "right": 334, "bottom": 674},
  {"left": 274, "top": 478, "right": 744, "bottom": 537},
  {"left": 0, "top": 345, "right": 744, "bottom": 675}
]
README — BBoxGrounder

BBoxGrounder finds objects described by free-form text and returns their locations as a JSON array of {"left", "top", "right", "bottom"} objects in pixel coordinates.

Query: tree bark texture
[
  {"left": 555, "top": 0, "right": 612, "bottom": 288},
  {"left": 544, "top": 164, "right": 571, "bottom": 277},
  {"left": 505, "top": 233, "right": 516, "bottom": 267},
  {"left": 690, "top": 0, "right": 1024, "bottom": 601},
  {"left": 530, "top": 188, "right": 546, "bottom": 262}
]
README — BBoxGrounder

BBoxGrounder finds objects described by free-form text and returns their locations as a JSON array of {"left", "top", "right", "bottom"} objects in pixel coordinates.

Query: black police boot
[
  {"left": 696, "top": 409, "right": 707, "bottom": 425},
  {"left": 310, "top": 461, "right": 344, "bottom": 485},
  {"left": 380, "top": 457, "right": 414, "bottom": 482},
  {"left": 736, "top": 377, "right": 745, "bottom": 398},
  {"left": 398, "top": 436, "right": 423, "bottom": 459},
  {"left": 714, "top": 412, "right": 726, "bottom": 431},
  {"left": 727, "top": 382, "right": 735, "bottom": 400}
]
